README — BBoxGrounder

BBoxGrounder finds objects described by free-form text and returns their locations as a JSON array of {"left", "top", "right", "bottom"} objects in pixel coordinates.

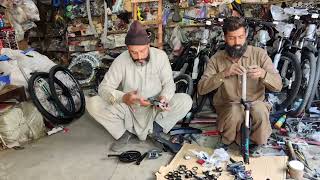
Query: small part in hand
[{"left": 147, "top": 97, "right": 169, "bottom": 109}]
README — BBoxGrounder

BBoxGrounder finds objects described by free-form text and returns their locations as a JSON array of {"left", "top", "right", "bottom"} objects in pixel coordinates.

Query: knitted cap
[{"left": 125, "top": 21, "right": 150, "bottom": 45}]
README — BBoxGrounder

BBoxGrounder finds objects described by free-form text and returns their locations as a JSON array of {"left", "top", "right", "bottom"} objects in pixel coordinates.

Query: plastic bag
[
  {"left": 284, "top": 7, "right": 308, "bottom": 16},
  {"left": 105, "top": 34, "right": 126, "bottom": 49},
  {"left": 21, "top": 21, "right": 37, "bottom": 31},
  {"left": 270, "top": 5, "right": 289, "bottom": 21},
  {"left": 275, "top": 22, "right": 295, "bottom": 38},
  {"left": 112, "top": 0, "right": 124, "bottom": 14},
  {"left": 0, "top": 102, "right": 46, "bottom": 148},
  {"left": 20, "top": 0, "right": 40, "bottom": 21},
  {"left": 0, "top": 48, "right": 56, "bottom": 87},
  {"left": 10, "top": 6, "right": 28, "bottom": 23},
  {"left": 255, "top": 30, "right": 271, "bottom": 44},
  {"left": 170, "top": 26, "right": 188, "bottom": 56},
  {"left": 0, "top": 0, "right": 11, "bottom": 8}
]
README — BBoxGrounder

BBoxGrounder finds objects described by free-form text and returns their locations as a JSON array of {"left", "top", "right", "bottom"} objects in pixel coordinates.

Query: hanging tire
[
  {"left": 49, "top": 65, "right": 86, "bottom": 118},
  {"left": 28, "top": 72, "right": 74, "bottom": 124},
  {"left": 174, "top": 74, "right": 193, "bottom": 96},
  {"left": 290, "top": 51, "right": 317, "bottom": 116}
]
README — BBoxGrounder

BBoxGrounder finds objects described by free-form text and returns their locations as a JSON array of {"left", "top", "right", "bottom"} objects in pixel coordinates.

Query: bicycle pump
[{"left": 241, "top": 71, "right": 251, "bottom": 164}]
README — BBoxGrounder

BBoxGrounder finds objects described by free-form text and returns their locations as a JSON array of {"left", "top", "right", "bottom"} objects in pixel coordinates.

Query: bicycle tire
[
  {"left": 191, "top": 90, "right": 207, "bottom": 114},
  {"left": 68, "top": 53, "right": 100, "bottom": 84},
  {"left": 290, "top": 51, "right": 317, "bottom": 116},
  {"left": 275, "top": 51, "right": 302, "bottom": 111},
  {"left": 174, "top": 74, "right": 193, "bottom": 96},
  {"left": 28, "top": 72, "right": 73, "bottom": 124},
  {"left": 49, "top": 65, "right": 86, "bottom": 118},
  {"left": 207, "top": 91, "right": 215, "bottom": 112},
  {"left": 190, "top": 54, "right": 210, "bottom": 114},
  {"left": 306, "top": 50, "right": 320, "bottom": 110}
]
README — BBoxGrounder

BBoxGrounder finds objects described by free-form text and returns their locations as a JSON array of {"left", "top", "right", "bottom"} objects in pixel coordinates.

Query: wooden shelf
[
  {"left": 166, "top": 23, "right": 206, "bottom": 28},
  {"left": 140, "top": 20, "right": 161, "bottom": 25},
  {"left": 131, "top": 0, "right": 158, "bottom": 3},
  {"left": 44, "top": 50, "right": 68, "bottom": 52},
  {"left": 68, "top": 30, "right": 126, "bottom": 39}
]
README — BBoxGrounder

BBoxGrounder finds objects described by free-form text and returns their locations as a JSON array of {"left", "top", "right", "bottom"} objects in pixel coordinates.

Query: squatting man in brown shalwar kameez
[
  {"left": 86, "top": 21, "right": 192, "bottom": 152},
  {"left": 198, "top": 17, "right": 282, "bottom": 151}
]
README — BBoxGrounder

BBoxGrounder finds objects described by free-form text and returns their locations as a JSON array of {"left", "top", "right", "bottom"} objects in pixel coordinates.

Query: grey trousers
[{"left": 86, "top": 93, "right": 192, "bottom": 140}]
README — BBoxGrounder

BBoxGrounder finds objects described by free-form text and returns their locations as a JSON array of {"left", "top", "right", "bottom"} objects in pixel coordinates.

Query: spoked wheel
[
  {"left": 28, "top": 72, "right": 74, "bottom": 124},
  {"left": 174, "top": 74, "right": 193, "bottom": 96},
  {"left": 270, "top": 52, "right": 302, "bottom": 115},
  {"left": 68, "top": 53, "right": 100, "bottom": 85},
  {"left": 49, "top": 65, "right": 86, "bottom": 118}
]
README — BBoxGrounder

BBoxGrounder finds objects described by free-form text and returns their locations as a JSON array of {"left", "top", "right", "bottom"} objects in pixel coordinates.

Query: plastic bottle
[{"left": 274, "top": 114, "right": 286, "bottom": 129}]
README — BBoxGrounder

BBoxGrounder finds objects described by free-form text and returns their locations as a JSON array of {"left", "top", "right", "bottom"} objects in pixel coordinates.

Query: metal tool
[{"left": 108, "top": 150, "right": 141, "bottom": 163}]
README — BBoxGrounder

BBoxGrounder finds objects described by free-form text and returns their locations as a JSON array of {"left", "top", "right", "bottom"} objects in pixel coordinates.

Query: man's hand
[
  {"left": 122, "top": 90, "right": 140, "bottom": 106},
  {"left": 157, "top": 96, "right": 170, "bottom": 111},
  {"left": 223, "top": 63, "right": 246, "bottom": 77},
  {"left": 247, "top": 65, "right": 266, "bottom": 80}
]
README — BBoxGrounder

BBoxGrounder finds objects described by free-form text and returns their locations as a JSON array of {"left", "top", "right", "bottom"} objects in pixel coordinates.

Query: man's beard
[
  {"left": 130, "top": 53, "right": 150, "bottom": 66},
  {"left": 225, "top": 42, "right": 248, "bottom": 59}
]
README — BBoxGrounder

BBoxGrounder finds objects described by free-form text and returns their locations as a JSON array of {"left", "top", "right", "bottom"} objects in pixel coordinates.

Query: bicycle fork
[{"left": 241, "top": 73, "right": 250, "bottom": 164}]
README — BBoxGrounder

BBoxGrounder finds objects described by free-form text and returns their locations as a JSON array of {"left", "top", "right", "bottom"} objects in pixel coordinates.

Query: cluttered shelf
[
  {"left": 166, "top": 23, "right": 207, "bottom": 28},
  {"left": 68, "top": 30, "right": 127, "bottom": 39}
]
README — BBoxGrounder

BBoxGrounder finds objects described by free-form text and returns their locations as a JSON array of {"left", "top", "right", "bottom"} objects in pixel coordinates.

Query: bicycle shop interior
[{"left": 1, "top": 0, "right": 320, "bottom": 179}]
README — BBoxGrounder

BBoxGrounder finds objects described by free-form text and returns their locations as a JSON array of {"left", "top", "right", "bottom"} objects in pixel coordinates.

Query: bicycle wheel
[
  {"left": 306, "top": 50, "right": 320, "bottom": 110},
  {"left": 271, "top": 51, "right": 302, "bottom": 113},
  {"left": 68, "top": 53, "right": 100, "bottom": 85},
  {"left": 191, "top": 90, "right": 207, "bottom": 114},
  {"left": 174, "top": 74, "right": 193, "bottom": 96},
  {"left": 290, "top": 51, "right": 317, "bottom": 116},
  {"left": 49, "top": 65, "right": 86, "bottom": 118},
  {"left": 191, "top": 54, "right": 210, "bottom": 114},
  {"left": 28, "top": 72, "right": 73, "bottom": 124}
]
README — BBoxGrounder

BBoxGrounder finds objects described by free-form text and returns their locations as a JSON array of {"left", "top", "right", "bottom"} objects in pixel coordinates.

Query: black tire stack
[{"left": 28, "top": 65, "right": 86, "bottom": 125}]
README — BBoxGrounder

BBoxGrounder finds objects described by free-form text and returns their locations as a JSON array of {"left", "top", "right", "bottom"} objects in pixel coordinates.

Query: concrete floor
[
  {"left": 1, "top": 111, "right": 320, "bottom": 180},
  {"left": 0, "top": 112, "right": 177, "bottom": 180}
]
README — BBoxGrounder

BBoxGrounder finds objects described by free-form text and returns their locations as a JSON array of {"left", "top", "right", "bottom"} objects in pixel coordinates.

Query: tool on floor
[
  {"left": 150, "top": 134, "right": 182, "bottom": 154},
  {"left": 108, "top": 150, "right": 141, "bottom": 163},
  {"left": 240, "top": 72, "right": 251, "bottom": 164},
  {"left": 286, "top": 141, "right": 305, "bottom": 179},
  {"left": 135, "top": 149, "right": 162, "bottom": 165},
  {"left": 136, "top": 152, "right": 148, "bottom": 165},
  {"left": 227, "top": 158, "right": 253, "bottom": 180},
  {"left": 147, "top": 149, "right": 162, "bottom": 159}
]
